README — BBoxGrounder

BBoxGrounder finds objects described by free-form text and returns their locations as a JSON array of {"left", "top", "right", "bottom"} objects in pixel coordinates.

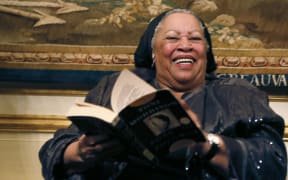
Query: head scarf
[{"left": 134, "top": 9, "right": 217, "bottom": 73}]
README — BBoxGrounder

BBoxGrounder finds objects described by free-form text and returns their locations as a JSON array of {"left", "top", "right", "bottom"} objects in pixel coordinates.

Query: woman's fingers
[
  {"left": 80, "top": 134, "right": 110, "bottom": 146},
  {"left": 78, "top": 134, "right": 125, "bottom": 162},
  {"left": 178, "top": 99, "right": 202, "bottom": 128},
  {"left": 99, "top": 139, "right": 127, "bottom": 159}
]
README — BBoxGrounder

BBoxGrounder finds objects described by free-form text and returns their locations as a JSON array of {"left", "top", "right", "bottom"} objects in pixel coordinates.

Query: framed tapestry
[{"left": 0, "top": 0, "right": 287, "bottom": 95}]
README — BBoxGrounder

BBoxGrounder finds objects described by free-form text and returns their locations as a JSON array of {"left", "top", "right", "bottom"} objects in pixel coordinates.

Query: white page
[{"left": 111, "top": 69, "right": 156, "bottom": 113}]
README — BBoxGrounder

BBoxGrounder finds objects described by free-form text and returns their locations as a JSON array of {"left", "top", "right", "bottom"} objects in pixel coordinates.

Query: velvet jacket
[{"left": 39, "top": 68, "right": 287, "bottom": 180}]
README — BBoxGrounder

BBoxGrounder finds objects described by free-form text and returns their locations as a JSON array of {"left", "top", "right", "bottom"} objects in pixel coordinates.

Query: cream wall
[
  {"left": 0, "top": 132, "right": 52, "bottom": 180},
  {"left": 0, "top": 94, "right": 82, "bottom": 180},
  {"left": 0, "top": 94, "right": 287, "bottom": 180}
]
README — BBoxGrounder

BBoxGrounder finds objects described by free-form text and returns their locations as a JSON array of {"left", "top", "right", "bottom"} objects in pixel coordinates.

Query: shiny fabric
[{"left": 39, "top": 68, "right": 287, "bottom": 180}]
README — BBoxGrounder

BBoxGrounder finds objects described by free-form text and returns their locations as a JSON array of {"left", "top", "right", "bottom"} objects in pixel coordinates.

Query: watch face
[{"left": 207, "top": 133, "right": 220, "bottom": 145}]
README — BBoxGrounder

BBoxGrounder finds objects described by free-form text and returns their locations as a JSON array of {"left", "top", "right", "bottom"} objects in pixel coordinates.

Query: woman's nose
[{"left": 177, "top": 38, "right": 193, "bottom": 51}]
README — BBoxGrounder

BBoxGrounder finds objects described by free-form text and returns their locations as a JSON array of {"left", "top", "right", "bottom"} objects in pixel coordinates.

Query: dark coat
[{"left": 39, "top": 68, "right": 287, "bottom": 180}]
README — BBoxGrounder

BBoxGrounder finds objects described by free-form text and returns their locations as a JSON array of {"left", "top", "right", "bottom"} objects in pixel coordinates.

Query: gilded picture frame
[{"left": 0, "top": 0, "right": 287, "bottom": 95}]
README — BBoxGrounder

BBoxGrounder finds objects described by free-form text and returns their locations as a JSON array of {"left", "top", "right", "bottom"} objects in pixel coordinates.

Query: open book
[{"left": 67, "top": 69, "right": 206, "bottom": 164}]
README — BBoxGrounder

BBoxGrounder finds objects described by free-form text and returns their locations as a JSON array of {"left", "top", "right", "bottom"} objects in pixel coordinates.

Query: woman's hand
[
  {"left": 168, "top": 99, "right": 229, "bottom": 176},
  {"left": 63, "top": 133, "right": 126, "bottom": 174},
  {"left": 78, "top": 134, "right": 125, "bottom": 162}
]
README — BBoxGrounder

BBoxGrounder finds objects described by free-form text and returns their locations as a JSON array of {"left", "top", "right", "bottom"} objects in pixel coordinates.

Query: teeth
[{"left": 174, "top": 58, "right": 195, "bottom": 64}]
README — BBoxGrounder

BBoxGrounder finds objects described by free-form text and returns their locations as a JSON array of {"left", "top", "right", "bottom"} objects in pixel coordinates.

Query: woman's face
[{"left": 153, "top": 12, "right": 207, "bottom": 92}]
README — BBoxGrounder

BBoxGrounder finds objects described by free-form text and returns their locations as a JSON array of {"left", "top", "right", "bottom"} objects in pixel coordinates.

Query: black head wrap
[{"left": 134, "top": 9, "right": 217, "bottom": 73}]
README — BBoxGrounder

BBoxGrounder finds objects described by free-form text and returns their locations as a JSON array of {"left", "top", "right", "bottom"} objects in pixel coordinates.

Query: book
[{"left": 67, "top": 69, "right": 206, "bottom": 164}]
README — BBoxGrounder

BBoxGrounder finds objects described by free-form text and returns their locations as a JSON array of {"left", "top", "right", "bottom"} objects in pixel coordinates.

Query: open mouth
[{"left": 173, "top": 58, "right": 196, "bottom": 64}]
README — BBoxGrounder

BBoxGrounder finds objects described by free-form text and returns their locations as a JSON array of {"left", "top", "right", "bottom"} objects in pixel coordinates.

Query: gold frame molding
[
  {"left": 0, "top": 114, "right": 70, "bottom": 133},
  {"left": 0, "top": 44, "right": 288, "bottom": 74}
]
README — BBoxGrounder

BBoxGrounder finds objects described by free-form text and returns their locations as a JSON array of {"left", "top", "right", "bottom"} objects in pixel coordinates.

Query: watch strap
[
  {"left": 202, "top": 133, "right": 220, "bottom": 161},
  {"left": 201, "top": 142, "right": 219, "bottom": 160}
]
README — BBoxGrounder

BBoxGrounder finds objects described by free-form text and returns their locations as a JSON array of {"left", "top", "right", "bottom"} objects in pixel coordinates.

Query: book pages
[{"left": 111, "top": 69, "right": 156, "bottom": 113}]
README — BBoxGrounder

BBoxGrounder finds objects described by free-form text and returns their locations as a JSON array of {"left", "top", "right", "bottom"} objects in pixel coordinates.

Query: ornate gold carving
[
  {"left": 222, "top": 56, "right": 241, "bottom": 67},
  {"left": 0, "top": 44, "right": 288, "bottom": 74},
  {"left": 0, "top": 52, "right": 11, "bottom": 61},
  {"left": 0, "top": 51, "right": 133, "bottom": 66},
  {"left": 280, "top": 57, "right": 288, "bottom": 67},
  {"left": 87, "top": 54, "right": 103, "bottom": 64},
  {"left": 215, "top": 55, "right": 288, "bottom": 68},
  {"left": 250, "top": 57, "right": 268, "bottom": 67}
]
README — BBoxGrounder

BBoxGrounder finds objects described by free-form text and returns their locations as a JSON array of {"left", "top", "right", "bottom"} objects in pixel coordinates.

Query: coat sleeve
[
  {"left": 214, "top": 79, "right": 287, "bottom": 180},
  {"left": 39, "top": 125, "right": 81, "bottom": 179},
  {"left": 38, "top": 74, "right": 119, "bottom": 180}
]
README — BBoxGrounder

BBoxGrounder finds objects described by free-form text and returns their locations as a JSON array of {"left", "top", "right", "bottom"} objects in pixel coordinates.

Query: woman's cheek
[{"left": 161, "top": 44, "right": 176, "bottom": 57}]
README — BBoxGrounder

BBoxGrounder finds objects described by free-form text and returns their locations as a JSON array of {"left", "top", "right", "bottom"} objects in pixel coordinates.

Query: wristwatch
[
  {"left": 184, "top": 133, "right": 220, "bottom": 173},
  {"left": 202, "top": 133, "right": 220, "bottom": 161}
]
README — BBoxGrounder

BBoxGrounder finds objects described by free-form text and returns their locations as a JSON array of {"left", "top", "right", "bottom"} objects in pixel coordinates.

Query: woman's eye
[
  {"left": 189, "top": 36, "right": 202, "bottom": 41},
  {"left": 166, "top": 36, "right": 179, "bottom": 40}
]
